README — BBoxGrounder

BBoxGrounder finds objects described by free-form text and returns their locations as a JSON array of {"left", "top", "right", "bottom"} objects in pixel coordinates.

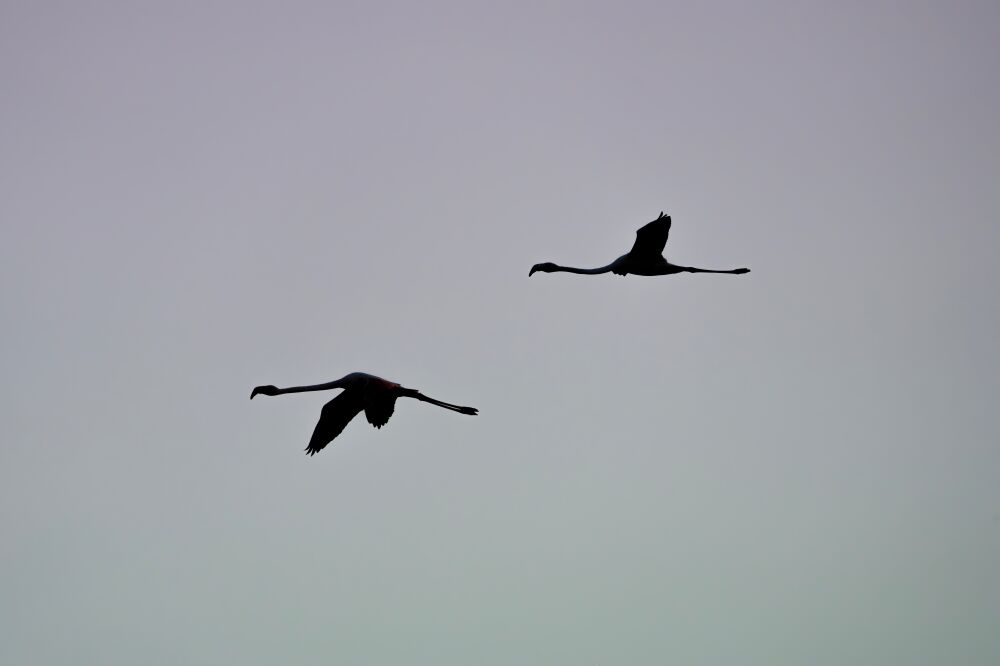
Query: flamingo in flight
[
  {"left": 251, "top": 372, "right": 478, "bottom": 456},
  {"left": 529, "top": 212, "right": 750, "bottom": 278}
]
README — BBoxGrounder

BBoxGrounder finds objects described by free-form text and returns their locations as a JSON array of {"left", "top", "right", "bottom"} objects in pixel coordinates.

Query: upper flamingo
[
  {"left": 251, "top": 372, "right": 478, "bottom": 456},
  {"left": 529, "top": 212, "right": 750, "bottom": 278}
]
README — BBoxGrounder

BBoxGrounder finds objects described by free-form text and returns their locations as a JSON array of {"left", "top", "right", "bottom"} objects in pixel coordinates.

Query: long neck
[
  {"left": 551, "top": 262, "right": 615, "bottom": 275},
  {"left": 275, "top": 381, "right": 343, "bottom": 395}
]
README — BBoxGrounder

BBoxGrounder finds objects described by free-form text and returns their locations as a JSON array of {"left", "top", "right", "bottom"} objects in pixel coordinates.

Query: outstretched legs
[
  {"left": 400, "top": 388, "right": 479, "bottom": 415},
  {"left": 682, "top": 266, "right": 750, "bottom": 275}
]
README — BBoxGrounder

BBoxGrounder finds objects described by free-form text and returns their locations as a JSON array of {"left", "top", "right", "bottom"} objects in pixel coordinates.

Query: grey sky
[{"left": 2, "top": 1, "right": 999, "bottom": 664}]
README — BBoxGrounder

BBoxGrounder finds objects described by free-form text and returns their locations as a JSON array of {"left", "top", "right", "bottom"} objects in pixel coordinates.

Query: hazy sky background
[{"left": 2, "top": 1, "right": 998, "bottom": 664}]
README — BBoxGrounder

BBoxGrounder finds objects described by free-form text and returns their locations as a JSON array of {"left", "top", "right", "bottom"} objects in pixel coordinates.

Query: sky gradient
[{"left": 2, "top": 1, "right": 999, "bottom": 664}]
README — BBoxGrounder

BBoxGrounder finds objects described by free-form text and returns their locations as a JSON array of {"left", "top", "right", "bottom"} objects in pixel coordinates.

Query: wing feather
[
  {"left": 361, "top": 380, "right": 399, "bottom": 429},
  {"left": 629, "top": 215, "right": 671, "bottom": 259},
  {"left": 364, "top": 395, "right": 396, "bottom": 429},
  {"left": 305, "top": 390, "right": 364, "bottom": 456}
]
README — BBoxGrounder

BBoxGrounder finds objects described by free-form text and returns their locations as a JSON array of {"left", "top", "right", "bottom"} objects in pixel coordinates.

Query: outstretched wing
[
  {"left": 306, "top": 390, "right": 364, "bottom": 456},
  {"left": 363, "top": 380, "right": 400, "bottom": 429},
  {"left": 629, "top": 213, "right": 671, "bottom": 259},
  {"left": 364, "top": 394, "right": 397, "bottom": 429}
]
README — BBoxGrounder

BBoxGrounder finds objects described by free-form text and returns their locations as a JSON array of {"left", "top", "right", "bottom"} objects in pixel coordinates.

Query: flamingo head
[
  {"left": 251, "top": 385, "right": 279, "bottom": 399},
  {"left": 529, "top": 262, "right": 558, "bottom": 276}
]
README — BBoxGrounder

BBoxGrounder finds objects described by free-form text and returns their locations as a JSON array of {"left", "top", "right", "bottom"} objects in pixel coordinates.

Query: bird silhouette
[
  {"left": 529, "top": 212, "right": 750, "bottom": 277},
  {"left": 251, "top": 372, "right": 478, "bottom": 456}
]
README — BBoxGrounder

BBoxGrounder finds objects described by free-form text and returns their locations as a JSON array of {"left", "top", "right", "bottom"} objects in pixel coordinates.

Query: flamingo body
[
  {"left": 251, "top": 372, "right": 478, "bottom": 456},
  {"left": 529, "top": 212, "right": 750, "bottom": 278}
]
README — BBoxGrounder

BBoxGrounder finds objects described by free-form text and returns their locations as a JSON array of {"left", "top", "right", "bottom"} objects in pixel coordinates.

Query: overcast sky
[{"left": 2, "top": 1, "right": 999, "bottom": 664}]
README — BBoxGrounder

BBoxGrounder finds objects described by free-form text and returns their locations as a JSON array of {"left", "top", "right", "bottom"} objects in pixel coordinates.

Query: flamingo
[
  {"left": 529, "top": 212, "right": 750, "bottom": 278},
  {"left": 251, "top": 372, "right": 478, "bottom": 456}
]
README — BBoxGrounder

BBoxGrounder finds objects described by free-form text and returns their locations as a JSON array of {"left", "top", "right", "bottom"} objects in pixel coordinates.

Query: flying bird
[
  {"left": 529, "top": 212, "right": 750, "bottom": 278},
  {"left": 251, "top": 372, "right": 478, "bottom": 456}
]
